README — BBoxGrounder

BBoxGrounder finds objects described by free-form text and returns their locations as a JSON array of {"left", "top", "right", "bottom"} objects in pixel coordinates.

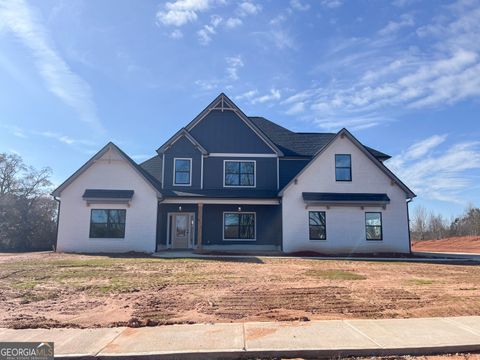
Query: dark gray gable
[
  {"left": 184, "top": 93, "right": 283, "bottom": 155},
  {"left": 157, "top": 128, "right": 208, "bottom": 155}
]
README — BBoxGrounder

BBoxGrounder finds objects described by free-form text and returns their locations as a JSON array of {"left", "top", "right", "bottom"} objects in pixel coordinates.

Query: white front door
[{"left": 171, "top": 213, "right": 194, "bottom": 249}]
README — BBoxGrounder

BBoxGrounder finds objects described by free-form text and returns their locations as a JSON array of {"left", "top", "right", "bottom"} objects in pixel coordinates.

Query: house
[{"left": 52, "top": 93, "right": 416, "bottom": 254}]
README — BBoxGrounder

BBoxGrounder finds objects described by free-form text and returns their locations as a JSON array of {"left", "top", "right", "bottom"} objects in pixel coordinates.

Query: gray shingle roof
[
  {"left": 140, "top": 155, "right": 163, "bottom": 185},
  {"left": 249, "top": 116, "right": 390, "bottom": 160}
]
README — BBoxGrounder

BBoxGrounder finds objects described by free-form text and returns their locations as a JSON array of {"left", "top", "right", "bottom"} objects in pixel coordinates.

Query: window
[
  {"left": 174, "top": 158, "right": 191, "bottom": 186},
  {"left": 224, "top": 160, "right": 255, "bottom": 187},
  {"left": 309, "top": 211, "right": 326, "bottom": 240},
  {"left": 365, "top": 212, "right": 382, "bottom": 240},
  {"left": 90, "top": 209, "right": 126, "bottom": 238},
  {"left": 223, "top": 212, "right": 256, "bottom": 240},
  {"left": 335, "top": 154, "right": 351, "bottom": 181}
]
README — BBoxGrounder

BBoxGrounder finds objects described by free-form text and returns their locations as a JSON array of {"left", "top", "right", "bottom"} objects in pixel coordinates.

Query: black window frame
[
  {"left": 224, "top": 160, "right": 255, "bottom": 187},
  {"left": 335, "top": 154, "right": 352, "bottom": 181},
  {"left": 309, "top": 211, "right": 327, "bottom": 240},
  {"left": 223, "top": 212, "right": 256, "bottom": 241},
  {"left": 365, "top": 212, "right": 383, "bottom": 241},
  {"left": 173, "top": 158, "right": 192, "bottom": 186},
  {"left": 89, "top": 209, "right": 126, "bottom": 239}
]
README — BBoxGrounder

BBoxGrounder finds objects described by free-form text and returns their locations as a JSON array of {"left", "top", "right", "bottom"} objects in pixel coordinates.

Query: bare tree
[
  {"left": 412, "top": 205, "right": 428, "bottom": 240},
  {"left": 0, "top": 153, "right": 56, "bottom": 251}
]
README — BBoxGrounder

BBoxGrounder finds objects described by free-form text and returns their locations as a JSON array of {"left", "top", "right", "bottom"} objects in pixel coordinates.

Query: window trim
[
  {"left": 222, "top": 211, "right": 257, "bottom": 241},
  {"left": 223, "top": 160, "right": 256, "bottom": 188},
  {"left": 308, "top": 211, "right": 327, "bottom": 241},
  {"left": 89, "top": 209, "right": 126, "bottom": 239},
  {"left": 173, "top": 157, "right": 192, "bottom": 186},
  {"left": 335, "top": 154, "right": 352, "bottom": 182},
  {"left": 365, "top": 212, "right": 383, "bottom": 241}
]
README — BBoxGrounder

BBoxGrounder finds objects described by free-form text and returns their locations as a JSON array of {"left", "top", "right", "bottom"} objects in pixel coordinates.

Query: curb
[{"left": 58, "top": 345, "right": 480, "bottom": 360}]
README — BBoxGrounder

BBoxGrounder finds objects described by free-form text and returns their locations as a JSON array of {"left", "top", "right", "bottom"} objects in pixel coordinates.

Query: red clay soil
[
  {"left": 412, "top": 236, "right": 480, "bottom": 254},
  {"left": 1, "top": 252, "right": 480, "bottom": 329}
]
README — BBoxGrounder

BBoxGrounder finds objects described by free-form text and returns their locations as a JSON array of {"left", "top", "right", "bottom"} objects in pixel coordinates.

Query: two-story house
[{"left": 52, "top": 93, "right": 416, "bottom": 254}]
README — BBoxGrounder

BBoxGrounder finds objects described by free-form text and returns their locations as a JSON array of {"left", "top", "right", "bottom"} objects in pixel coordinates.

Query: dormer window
[
  {"left": 335, "top": 154, "right": 351, "bottom": 181},
  {"left": 224, "top": 160, "right": 255, "bottom": 187},
  {"left": 174, "top": 158, "right": 192, "bottom": 186}
]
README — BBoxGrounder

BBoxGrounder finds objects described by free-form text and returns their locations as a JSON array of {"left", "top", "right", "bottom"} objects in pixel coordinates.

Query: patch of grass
[
  {"left": 306, "top": 269, "right": 367, "bottom": 280},
  {"left": 11, "top": 279, "right": 39, "bottom": 290},
  {"left": 20, "top": 290, "right": 59, "bottom": 303},
  {"left": 408, "top": 278, "right": 435, "bottom": 285}
]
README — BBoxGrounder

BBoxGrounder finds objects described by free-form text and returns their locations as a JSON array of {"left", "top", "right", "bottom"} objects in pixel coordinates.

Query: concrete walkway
[
  {"left": 154, "top": 251, "right": 480, "bottom": 263},
  {"left": 1, "top": 316, "right": 480, "bottom": 359}
]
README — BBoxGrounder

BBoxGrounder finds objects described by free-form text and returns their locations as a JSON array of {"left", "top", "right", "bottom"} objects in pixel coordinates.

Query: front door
[{"left": 171, "top": 213, "right": 194, "bottom": 249}]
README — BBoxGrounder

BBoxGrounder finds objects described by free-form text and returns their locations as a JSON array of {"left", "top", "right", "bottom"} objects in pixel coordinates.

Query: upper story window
[
  {"left": 174, "top": 158, "right": 192, "bottom": 186},
  {"left": 224, "top": 160, "right": 255, "bottom": 187},
  {"left": 365, "top": 212, "right": 382, "bottom": 241},
  {"left": 335, "top": 154, "right": 352, "bottom": 181},
  {"left": 90, "top": 209, "right": 126, "bottom": 238}
]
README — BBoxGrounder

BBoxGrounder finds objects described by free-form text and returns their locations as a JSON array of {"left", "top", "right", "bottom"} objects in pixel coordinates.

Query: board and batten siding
[
  {"left": 163, "top": 136, "right": 203, "bottom": 189},
  {"left": 282, "top": 136, "right": 410, "bottom": 254},
  {"left": 56, "top": 148, "right": 158, "bottom": 253}
]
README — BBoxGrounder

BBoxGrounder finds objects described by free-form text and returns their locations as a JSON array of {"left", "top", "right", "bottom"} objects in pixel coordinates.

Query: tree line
[
  {"left": 411, "top": 204, "right": 480, "bottom": 241},
  {"left": 0, "top": 153, "right": 57, "bottom": 251}
]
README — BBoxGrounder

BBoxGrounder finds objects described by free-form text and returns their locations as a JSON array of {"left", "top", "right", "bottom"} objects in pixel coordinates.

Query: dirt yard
[
  {"left": 0, "top": 252, "right": 479, "bottom": 329},
  {"left": 413, "top": 236, "right": 480, "bottom": 253}
]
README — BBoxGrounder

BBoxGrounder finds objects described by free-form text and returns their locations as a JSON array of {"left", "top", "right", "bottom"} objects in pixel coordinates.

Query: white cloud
[
  {"left": 195, "top": 79, "right": 220, "bottom": 91},
  {"left": 259, "top": 29, "right": 295, "bottom": 50},
  {"left": 0, "top": 0, "right": 102, "bottom": 132},
  {"left": 2, "top": 125, "right": 28, "bottom": 139},
  {"left": 285, "top": 101, "right": 305, "bottom": 115},
  {"left": 252, "top": 88, "right": 281, "bottom": 104},
  {"left": 225, "top": 55, "right": 244, "bottom": 81},
  {"left": 197, "top": 14, "right": 222, "bottom": 45},
  {"left": 321, "top": 0, "right": 343, "bottom": 9},
  {"left": 378, "top": 13, "right": 414, "bottom": 36},
  {"left": 169, "top": 29, "right": 184, "bottom": 39},
  {"left": 225, "top": 17, "right": 242, "bottom": 28},
  {"left": 156, "top": 0, "right": 213, "bottom": 26},
  {"left": 290, "top": 0, "right": 310, "bottom": 11},
  {"left": 388, "top": 135, "right": 480, "bottom": 204},
  {"left": 281, "top": 1, "right": 480, "bottom": 130},
  {"left": 235, "top": 89, "right": 258, "bottom": 101},
  {"left": 39, "top": 131, "right": 94, "bottom": 146},
  {"left": 237, "top": 2, "right": 261, "bottom": 16}
]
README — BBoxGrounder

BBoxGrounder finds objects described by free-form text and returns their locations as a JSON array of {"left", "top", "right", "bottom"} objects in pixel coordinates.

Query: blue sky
[{"left": 0, "top": 0, "right": 479, "bottom": 218}]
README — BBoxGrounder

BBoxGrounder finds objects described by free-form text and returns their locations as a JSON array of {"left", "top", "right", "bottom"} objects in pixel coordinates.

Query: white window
[
  {"left": 223, "top": 212, "right": 256, "bottom": 241},
  {"left": 173, "top": 158, "right": 192, "bottom": 186},
  {"left": 365, "top": 212, "right": 383, "bottom": 241},
  {"left": 223, "top": 160, "right": 256, "bottom": 187}
]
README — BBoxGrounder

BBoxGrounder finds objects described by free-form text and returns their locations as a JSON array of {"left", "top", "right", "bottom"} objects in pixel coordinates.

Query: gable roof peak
[{"left": 52, "top": 141, "right": 162, "bottom": 198}]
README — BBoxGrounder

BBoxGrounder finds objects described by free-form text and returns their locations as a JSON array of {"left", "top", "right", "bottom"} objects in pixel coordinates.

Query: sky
[{"left": 0, "top": 0, "right": 479, "bottom": 219}]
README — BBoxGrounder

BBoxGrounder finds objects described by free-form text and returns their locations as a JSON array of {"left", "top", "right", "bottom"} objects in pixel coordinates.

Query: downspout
[
  {"left": 54, "top": 196, "right": 61, "bottom": 252},
  {"left": 406, "top": 198, "right": 413, "bottom": 254}
]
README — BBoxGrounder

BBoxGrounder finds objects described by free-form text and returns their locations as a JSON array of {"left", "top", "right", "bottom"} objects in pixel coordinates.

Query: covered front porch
[{"left": 156, "top": 198, "right": 282, "bottom": 252}]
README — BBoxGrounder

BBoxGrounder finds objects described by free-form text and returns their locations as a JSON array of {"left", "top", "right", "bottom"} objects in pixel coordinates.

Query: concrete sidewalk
[
  {"left": 1, "top": 317, "right": 480, "bottom": 359},
  {"left": 154, "top": 251, "right": 480, "bottom": 263}
]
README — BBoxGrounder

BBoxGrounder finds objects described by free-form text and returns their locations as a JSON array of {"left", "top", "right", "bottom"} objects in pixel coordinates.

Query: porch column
[{"left": 197, "top": 203, "right": 203, "bottom": 250}]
